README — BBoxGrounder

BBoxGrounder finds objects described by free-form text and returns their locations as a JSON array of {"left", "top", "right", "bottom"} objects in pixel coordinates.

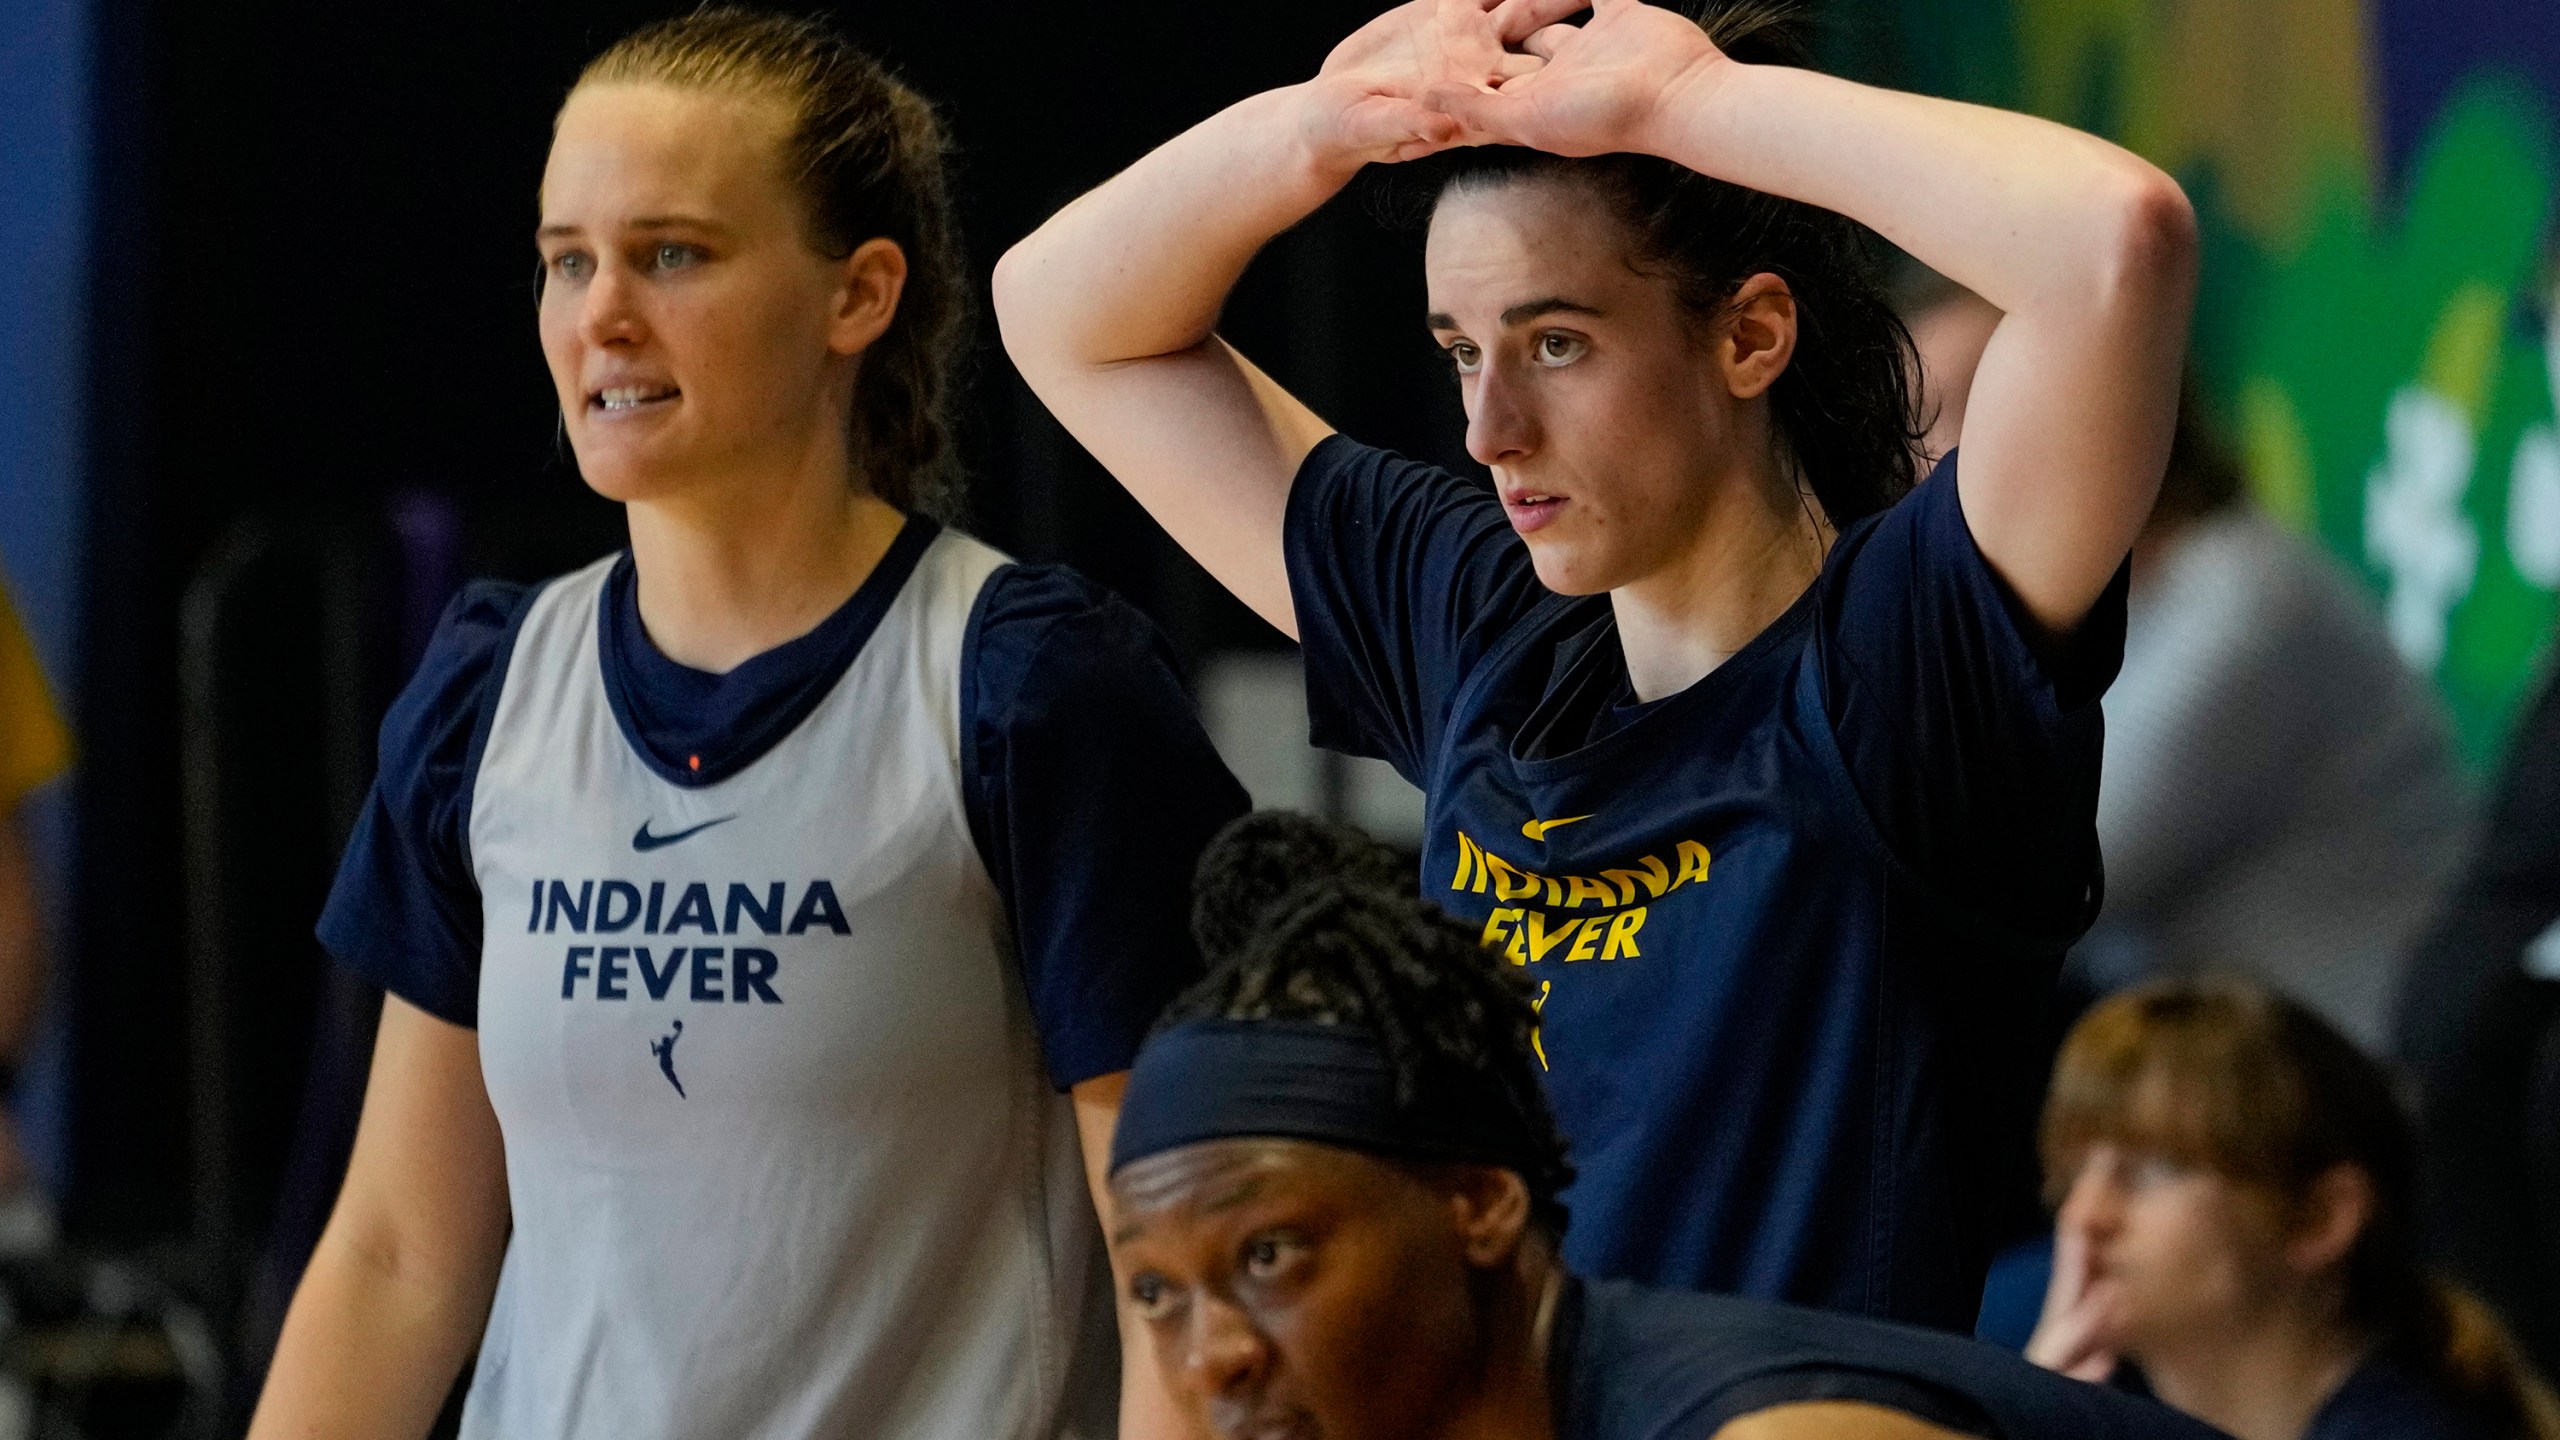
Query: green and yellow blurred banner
[{"left": 1860, "top": 0, "right": 2558, "bottom": 765}]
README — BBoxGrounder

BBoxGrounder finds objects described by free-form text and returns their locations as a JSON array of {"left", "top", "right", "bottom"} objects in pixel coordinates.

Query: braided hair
[{"left": 1159, "top": 811, "right": 1577, "bottom": 1234}]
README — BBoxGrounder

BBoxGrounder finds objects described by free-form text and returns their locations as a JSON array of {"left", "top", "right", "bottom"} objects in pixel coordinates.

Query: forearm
[
  {"left": 248, "top": 1220, "right": 499, "bottom": 1440},
  {"left": 1651, "top": 62, "right": 2192, "bottom": 318},
  {"left": 996, "top": 83, "right": 1353, "bottom": 370}
]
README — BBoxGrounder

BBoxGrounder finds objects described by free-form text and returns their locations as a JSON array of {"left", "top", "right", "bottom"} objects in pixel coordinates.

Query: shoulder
[
  {"left": 1820, "top": 448, "right": 2129, "bottom": 709},
  {"left": 1286, "top": 433, "right": 1506, "bottom": 533},
  {"left": 1564, "top": 1278, "right": 1772, "bottom": 1416},
  {"left": 965, "top": 563, "right": 1184, "bottom": 709},
  {"left": 376, "top": 579, "right": 547, "bottom": 796},
  {"left": 1296, "top": 431, "right": 1451, "bottom": 492},
  {"left": 1569, "top": 1281, "right": 2224, "bottom": 1440},
  {"left": 2308, "top": 1357, "right": 2503, "bottom": 1440},
  {"left": 1817, "top": 450, "right": 2005, "bottom": 608}
]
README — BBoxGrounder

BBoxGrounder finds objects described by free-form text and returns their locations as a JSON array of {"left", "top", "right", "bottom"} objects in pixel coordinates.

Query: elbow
[
  {"left": 990, "top": 240, "right": 1044, "bottom": 364},
  {"left": 2093, "top": 164, "right": 2200, "bottom": 312}
]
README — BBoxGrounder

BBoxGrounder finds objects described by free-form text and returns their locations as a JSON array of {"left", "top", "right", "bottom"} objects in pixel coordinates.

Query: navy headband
[{"left": 1109, "top": 1017, "right": 1534, "bottom": 1178}]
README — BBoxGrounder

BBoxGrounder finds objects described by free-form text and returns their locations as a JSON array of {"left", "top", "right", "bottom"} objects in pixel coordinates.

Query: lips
[
  {"left": 1500, "top": 490, "right": 1567, "bottom": 535},
  {"left": 1209, "top": 1394, "right": 1319, "bottom": 1440},
  {"left": 1213, "top": 1411, "right": 1316, "bottom": 1440},
  {"left": 589, "top": 383, "right": 679, "bottom": 414}
]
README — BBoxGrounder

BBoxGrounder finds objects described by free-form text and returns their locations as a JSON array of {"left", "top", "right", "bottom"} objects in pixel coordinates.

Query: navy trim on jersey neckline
[{"left": 598, "top": 515, "right": 942, "bottom": 788}]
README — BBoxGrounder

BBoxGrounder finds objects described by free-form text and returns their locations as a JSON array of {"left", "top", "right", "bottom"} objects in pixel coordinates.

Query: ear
[
  {"left": 1445, "top": 1167, "right": 1535, "bottom": 1269},
  {"left": 2284, "top": 1164, "right": 2375, "bottom": 1276},
  {"left": 829, "top": 237, "right": 909, "bottom": 356},
  {"left": 1720, "top": 273, "right": 1797, "bottom": 401}
]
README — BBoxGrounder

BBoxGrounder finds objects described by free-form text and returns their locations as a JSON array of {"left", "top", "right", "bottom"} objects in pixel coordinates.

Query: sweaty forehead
[
  {"left": 1423, "top": 180, "right": 1641, "bottom": 322},
  {"left": 542, "top": 82, "right": 794, "bottom": 225}
]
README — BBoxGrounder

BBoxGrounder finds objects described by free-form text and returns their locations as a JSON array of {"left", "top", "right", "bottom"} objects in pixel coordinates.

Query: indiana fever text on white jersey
[
  {"left": 318, "top": 518, "right": 1248, "bottom": 1440},
  {"left": 1286, "top": 439, "right": 2127, "bottom": 1331}
]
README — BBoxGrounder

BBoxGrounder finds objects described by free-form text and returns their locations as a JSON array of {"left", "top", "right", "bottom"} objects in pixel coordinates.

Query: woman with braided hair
[
  {"left": 250, "top": 10, "right": 1246, "bottom": 1438},
  {"left": 1105, "top": 810, "right": 2229, "bottom": 1440}
]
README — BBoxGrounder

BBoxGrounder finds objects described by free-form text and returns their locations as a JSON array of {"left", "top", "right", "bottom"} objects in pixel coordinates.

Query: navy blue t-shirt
[
  {"left": 1554, "top": 1277, "right": 2227, "bottom": 1440},
  {"left": 319, "top": 518, "right": 1249, "bottom": 1088},
  {"left": 1286, "top": 438, "right": 2126, "bottom": 1327},
  {"left": 2305, "top": 1355, "right": 2505, "bottom": 1440}
]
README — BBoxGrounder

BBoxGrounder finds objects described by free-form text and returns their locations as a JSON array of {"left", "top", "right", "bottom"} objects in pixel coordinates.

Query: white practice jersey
[{"left": 457, "top": 532, "right": 1115, "bottom": 1440}]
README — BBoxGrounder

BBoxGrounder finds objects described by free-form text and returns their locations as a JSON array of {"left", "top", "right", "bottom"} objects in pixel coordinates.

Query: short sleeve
[
  {"left": 1283, "top": 435, "right": 1548, "bottom": 782},
  {"left": 315, "top": 581, "right": 538, "bottom": 1028},
  {"left": 1818, "top": 450, "right": 2129, "bottom": 937},
  {"left": 0, "top": 579, "right": 71, "bottom": 810},
  {"left": 962, "top": 566, "right": 1251, "bottom": 1089}
]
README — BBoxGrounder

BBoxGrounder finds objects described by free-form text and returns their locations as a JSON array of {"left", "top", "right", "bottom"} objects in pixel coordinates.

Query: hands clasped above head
[{"left": 1309, "top": 0, "right": 1728, "bottom": 167}]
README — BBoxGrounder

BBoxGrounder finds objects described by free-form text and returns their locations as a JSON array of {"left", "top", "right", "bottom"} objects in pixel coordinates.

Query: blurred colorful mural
[{"left": 1868, "top": 0, "right": 2560, "bottom": 766}]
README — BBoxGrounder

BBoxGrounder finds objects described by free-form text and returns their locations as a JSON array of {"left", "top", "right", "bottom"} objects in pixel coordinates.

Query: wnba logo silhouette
[{"left": 651, "top": 1020, "right": 687, "bottom": 1098}]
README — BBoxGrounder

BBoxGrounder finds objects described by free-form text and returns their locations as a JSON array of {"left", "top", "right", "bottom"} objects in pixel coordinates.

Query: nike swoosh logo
[
  {"left": 632, "top": 815, "right": 737, "bottom": 852},
  {"left": 1521, "top": 814, "right": 1593, "bottom": 842}
]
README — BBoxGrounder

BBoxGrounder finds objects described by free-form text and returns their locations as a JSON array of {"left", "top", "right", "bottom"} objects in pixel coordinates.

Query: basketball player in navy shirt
[
  {"left": 1102, "top": 812, "right": 2226, "bottom": 1440},
  {"left": 251, "top": 12, "right": 1243, "bottom": 1440},
  {"left": 999, "top": 0, "right": 2196, "bottom": 1329}
]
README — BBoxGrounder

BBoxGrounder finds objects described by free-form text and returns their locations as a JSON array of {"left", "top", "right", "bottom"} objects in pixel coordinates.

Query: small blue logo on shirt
[
  {"left": 632, "top": 815, "right": 736, "bottom": 852},
  {"left": 651, "top": 1019, "right": 687, "bottom": 1097}
]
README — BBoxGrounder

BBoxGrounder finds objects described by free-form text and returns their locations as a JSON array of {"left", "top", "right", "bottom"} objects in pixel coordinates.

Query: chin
[
  {"left": 570, "top": 444, "right": 698, "bottom": 506},
  {"left": 1524, "top": 542, "right": 1625, "bottom": 599}
]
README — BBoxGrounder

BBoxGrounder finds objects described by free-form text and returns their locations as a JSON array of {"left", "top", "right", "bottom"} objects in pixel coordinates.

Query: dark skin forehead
[
  {"left": 1112, "top": 1136, "right": 1555, "bottom": 1440},
  {"left": 1111, "top": 1138, "right": 1436, "bottom": 1244}
]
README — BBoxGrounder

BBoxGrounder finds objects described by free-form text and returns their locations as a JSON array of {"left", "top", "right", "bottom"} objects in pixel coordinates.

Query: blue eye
[
  {"left": 653, "top": 243, "right": 702, "bottom": 272},
  {"left": 550, "top": 251, "right": 591, "bottom": 282}
]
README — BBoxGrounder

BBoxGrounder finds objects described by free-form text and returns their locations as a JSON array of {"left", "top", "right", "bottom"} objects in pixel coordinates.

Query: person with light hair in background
[
  {"left": 1903, "top": 277, "right": 2469, "bottom": 1053},
  {"left": 2028, "top": 978, "right": 2560, "bottom": 1440}
]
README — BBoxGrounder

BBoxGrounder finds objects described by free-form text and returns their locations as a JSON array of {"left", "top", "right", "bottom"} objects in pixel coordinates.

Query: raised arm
[
  {"left": 994, "top": 1, "right": 1523, "bottom": 634},
  {"left": 1435, "top": 0, "right": 2198, "bottom": 632}
]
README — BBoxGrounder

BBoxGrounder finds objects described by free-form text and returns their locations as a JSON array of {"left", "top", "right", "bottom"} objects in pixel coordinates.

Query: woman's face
[
  {"left": 1423, "top": 178, "right": 1793, "bottom": 596},
  {"left": 2054, "top": 1142, "right": 2297, "bottom": 1354},
  {"left": 537, "top": 83, "right": 889, "bottom": 504},
  {"left": 1109, "top": 1139, "right": 1507, "bottom": 1440}
]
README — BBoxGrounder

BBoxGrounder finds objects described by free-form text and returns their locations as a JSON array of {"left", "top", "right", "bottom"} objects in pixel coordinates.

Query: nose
[
  {"left": 577, "top": 258, "right": 645, "bottom": 349},
  {"left": 2058, "top": 1151, "right": 2128, "bottom": 1241},
  {"left": 1463, "top": 360, "right": 1538, "bottom": 469},
  {"left": 1182, "top": 1295, "right": 1270, "bottom": 1398}
]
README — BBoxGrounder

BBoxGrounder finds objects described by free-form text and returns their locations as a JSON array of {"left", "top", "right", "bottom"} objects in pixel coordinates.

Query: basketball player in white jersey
[{"left": 248, "top": 11, "right": 1247, "bottom": 1439}]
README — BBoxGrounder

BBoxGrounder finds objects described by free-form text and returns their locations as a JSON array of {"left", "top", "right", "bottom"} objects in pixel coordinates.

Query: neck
[
  {"left": 2135, "top": 1296, "right": 2369, "bottom": 1440},
  {"left": 1609, "top": 468, "right": 1830, "bottom": 703},
  {"left": 624, "top": 441, "right": 909, "bottom": 673},
  {"left": 1433, "top": 1251, "right": 1566, "bottom": 1440}
]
